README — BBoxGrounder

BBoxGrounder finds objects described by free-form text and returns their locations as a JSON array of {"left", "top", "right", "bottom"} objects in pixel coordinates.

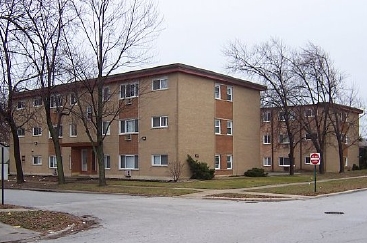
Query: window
[
  {"left": 215, "top": 119, "right": 221, "bottom": 134},
  {"left": 305, "top": 156, "right": 311, "bottom": 165},
  {"left": 120, "top": 83, "right": 139, "bottom": 99},
  {"left": 344, "top": 157, "right": 348, "bottom": 167},
  {"left": 34, "top": 97, "right": 42, "bottom": 107},
  {"left": 227, "top": 120, "right": 233, "bottom": 135},
  {"left": 17, "top": 128, "right": 25, "bottom": 137},
  {"left": 120, "top": 119, "right": 139, "bottom": 134},
  {"left": 32, "top": 156, "right": 42, "bottom": 165},
  {"left": 263, "top": 157, "right": 272, "bottom": 166},
  {"left": 226, "top": 155, "right": 233, "bottom": 169},
  {"left": 16, "top": 101, "right": 25, "bottom": 109},
  {"left": 86, "top": 106, "right": 92, "bottom": 120},
  {"left": 262, "top": 111, "right": 271, "bottom": 122},
  {"left": 214, "top": 84, "right": 221, "bottom": 99},
  {"left": 278, "top": 111, "right": 286, "bottom": 121},
  {"left": 226, "top": 86, "right": 233, "bottom": 101},
  {"left": 305, "top": 133, "right": 317, "bottom": 140},
  {"left": 263, "top": 134, "right": 271, "bottom": 144},
  {"left": 102, "top": 87, "right": 111, "bottom": 101},
  {"left": 152, "top": 78, "right": 168, "bottom": 90},
  {"left": 339, "top": 112, "right": 348, "bottom": 122},
  {"left": 70, "top": 93, "right": 77, "bottom": 105},
  {"left": 342, "top": 135, "right": 348, "bottom": 144},
  {"left": 304, "top": 109, "right": 314, "bottom": 117},
  {"left": 102, "top": 121, "right": 110, "bottom": 135},
  {"left": 152, "top": 154, "right": 168, "bottom": 166},
  {"left": 119, "top": 155, "right": 138, "bottom": 169},
  {"left": 152, "top": 116, "right": 168, "bottom": 128},
  {"left": 215, "top": 155, "right": 220, "bottom": 170},
  {"left": 279, "top": 157, "right": 290, "bottom": 166},
  {"left": 50, "top": 95, "right": 62, "bottom": 108},
  {"left": 70, "top": 123, "right": 77, "bottom": 137},
  {"left": 279, "top": 134, "right": 289, "bottom": 144},
  {"left": 104, "top": 155, "right": 111, "bottom": 169},
  {"left": 33, "top": 127, "right": 42, "bottom": 136},
  {"left": 49, "top": 125, "right": 63, "bottom": 138},
  {"left": 49, "top": 156, "right": 57, "bottom": 168}
]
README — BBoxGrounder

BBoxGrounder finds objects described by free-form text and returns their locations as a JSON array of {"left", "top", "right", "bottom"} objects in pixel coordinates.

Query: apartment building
[
  {"left": 260, "top": 104, "right": 363, "bottom": 173},
  {"left": 10, "top": 63, "right": 266, "bottom": 179}
]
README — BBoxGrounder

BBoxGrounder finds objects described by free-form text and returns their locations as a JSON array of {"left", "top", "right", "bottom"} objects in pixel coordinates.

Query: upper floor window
[
  {"left": 215, "top": 119, "right": 221, "bottom": 134},
  {"left": 305, "top": 133, "right": 317, "bottom": 140},
  {"left": 17, "top": 127, "right": 25, "bottom": 137},
  {"left": 120, "top": 155, "right": 138, "bottom": 169},
  {"left": 279, "top": 157, "right": 290, "bottom": 167},
  {"left": 227, "top": 121, "right": 233, "bottom": 135},
  {"left": 120, "top": 119, "right": 139, "bottom": 134},
  {"left": 214, "top": 84, "right": 221, "bottom": 99},
  {"left": 34, "top": 97, "right": 43, "bottom": 107},
  {"left": 50, "top": 94, "right": 62, "bottom": 108},
  {"left": 49, "top": 125, "right": 63, "bottom": 138},
  {"left": 70, "top": 123, "right": 77, "bottom": 137},
  {"left": 263, "top": 134, "right": 271, "bottom": 144},
  {"left": 262, "top": 111, "right": 271, "bottom": 122},
  {"left": 226, "top": 86, "right": 233, "bottom": 101},
  {"left": 152, "top": 78, "right": 168, "bottom": 90},
  {"left": 278, "top": 111, "right": 286, "bottom": 121},
  {"left": 120, "top": 83, "right": 139, "bottom": 99},
  {"left": 86, "top": 106, "right": 92, "bottom": 120},
  {"left": 279, "top": 134, "right": 289, "bottom": 144},
  {"left": 102, "top": 121, "right": 110, "bottom": 135},
  {"left": 70, "top": 93, "right": 77, "bottom": 105},
  {"left": 226, "top": 155, "right": 233, "bottom": 169},
  {"left": 263, "top": 157, "right": 272, "bottom": 166},
  {"left": 33, "top": 127, "right": 42, "bottom": 136},
  {"left": 339, "top": 112, "right": 348, "bottom": 122},
  {"left": 102, "top": 87, "right": 111, "bottom": 101},
  {"left": 304, "top": 109, "right": 314, "bottom": 117},
  {"left": 152, "top": 116, "right": 168, "bottom": 128},
  {"left": 16, "top": 101, "right": 25, "bottom": 110},
  {"left": 342, "top": 134, "right": 348, "bottom": 144},
  {"left": 215, "top": 155, "right": 220, "bottom": 170},
  {"left": 152, "top": 154, "right": 168, "bottom": 166}
]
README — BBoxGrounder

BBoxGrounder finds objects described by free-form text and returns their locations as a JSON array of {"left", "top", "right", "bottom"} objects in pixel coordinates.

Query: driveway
[{"left": 4, "top": 189, "right": 367, "bottom": 243}]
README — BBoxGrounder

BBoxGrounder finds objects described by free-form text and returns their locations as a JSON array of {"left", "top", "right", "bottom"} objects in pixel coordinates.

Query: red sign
[{"left": 310, "top": 153, "right": 320, "bottom": 165}]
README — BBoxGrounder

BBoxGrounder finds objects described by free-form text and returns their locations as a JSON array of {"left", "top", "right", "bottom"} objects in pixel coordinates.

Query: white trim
[
  {"left": 215, "top": 155, "right": 220, "bottom": 170},
  {"left": 226, "top": 155, "right": 233, "bottom": 170},
  {"left": 151, "top": 154, "right": 168, "bottom": 166}
]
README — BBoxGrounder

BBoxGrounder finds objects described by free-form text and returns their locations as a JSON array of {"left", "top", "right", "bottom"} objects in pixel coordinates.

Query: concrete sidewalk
[{"left": 0, "top": 221, "right": 39, "bottom": 243}]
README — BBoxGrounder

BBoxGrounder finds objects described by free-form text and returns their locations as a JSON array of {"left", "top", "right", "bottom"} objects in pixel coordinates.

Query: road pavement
[{"left": 2, "top": 189, "right": 367, "bottom": 243}]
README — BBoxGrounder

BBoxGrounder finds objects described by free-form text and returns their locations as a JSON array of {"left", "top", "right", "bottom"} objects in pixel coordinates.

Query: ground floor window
[
  {"left": 119, "top": 155, "right": 138, "bottom": 169},
  {"left": 226, "top": 155, "right": 233, "bottom": 169},
  {"left": 49, "top": 155, "right": 57, "bottom": 168},
  {"left": 263, "top": 157, "right": 272, "bottom": 166},
  {"left": 305, "top": 156, "right": 311, "bottom": 165},
  {"left": 215, "top": 155, "right": 220, "bottom": 169},
  {"left": 32, "top": 156, "right": 42, "bottom": 165},
  {"left": 104, "top": 155, "right": 111, "bottom": 169},
  {"left": 152, "top": 154, "right": 168, "bottom": 166},
  {"left": 279, "top": 157, "right": 290, "bottom": 166}
]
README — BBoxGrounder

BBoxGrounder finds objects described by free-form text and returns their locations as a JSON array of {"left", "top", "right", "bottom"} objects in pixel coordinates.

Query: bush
[
  {"left": 186, "top": 155, "right": 215, "bottom": 180},
  {"left": 244, "top": 168, "right": 268, "bottom": 177},
  {"left": 352, "top": 164, "right": 360, "bottom": 171}
]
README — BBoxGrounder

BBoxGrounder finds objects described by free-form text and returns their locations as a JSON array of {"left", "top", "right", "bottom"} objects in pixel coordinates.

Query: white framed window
[
  {"left": 215, "top": 119, "right": 221, "bottom": 134},
  {"left": 50, "top": 94, "right": 62, "bottom": 108},
  {"left": 279, "top": 134, "right": 289, "bottom": 144},
  {"left": 120, "top": 83, "right": 139, "bottom": 99},
  {"left": 342, "top": 135, "right": 348, "bottom": 144},
  {"left": 70, "top": 123, "right": 77, "bottom": 137},
  {"left": 152, "top": 116, "right": 168, "bottom": 128},
  {"left": 49, "top": 155, "right": 57, "bottom": 168},
  {"left": 262, "top": 111, "right": 271, "bottom": 122},
  {"left": 152, "top": 78, "right": 168, "bottom": 90},
  {"left": 214, "top": 84, "right": 221, "bottom": 99},
  {"left": 227, "top": 120, "right": 233, "bottom": 135},
  {"left": 34, "top": 97, "right": 42, "bottom": 107},
  {"left": 33, "top": 127, "right": 42, "bottom": 136},
  {"left": 278, "top": 111, "right": 286, "bottom": 121},
  {"left": 215, "top": 155, "right": 220, "bottom": 170},
  {"left": 304, "top": 109, "right": 314, "bottom": 117},
  {"left": 102, "top": 121, "right": 110, "bottom": 135},
  {"left": 344, "top": 157, "right": 348, "bottom": 167},
  {"left": 16, "top": 101, "right": 25, "bottom": 110},
  {"left": 104, "top": 155, "right": 111, "bottom": 169},
  {"left": 263, "top": 157, "right": 272, "bottom": 166},
  {"left": 279, "top": 157, "right": 290, "bottom": 167},
  {"left": 305, "top": 133, "right": 317, "bottom": 140},
  {"left": 226, "top": 86, "right": 233, "bottom": 101},
  {"left": 32, "top": 155, "right": 42, "bottom": 165},
  {"left": 70, "top": 93, "right": 77, "bottom": 105},
  {"left": 152, "top": 154, "right": 168, "bottom": 166},
  {"left": 263, "top": 134, "right": 271, "bottom": 144},
  {"left": 339, "top": 112, "right": 348, "bottom": 122},
  {"left": 17, "top": 127, "right": 25, "bottom": 137},
  {"left": 86, "top": 106, "right": 92, "bottom": 120},
  {"left": 119, "top": 155, "right": 138, "bottom": 169},
  {"left": 305, "top": 156, "right": 311, "bottom": 165},
  {"left": 226, "top": 155, "right": 233, "bottom": 169},
  {"left": 49, "top": 125, "right": 63, "bottom": 138},
  {"left": 102, "top": 87, "right": 111, "bottom": 101},
  {"left": 120, "top": 119, "right": 139, "bottom": 134}
]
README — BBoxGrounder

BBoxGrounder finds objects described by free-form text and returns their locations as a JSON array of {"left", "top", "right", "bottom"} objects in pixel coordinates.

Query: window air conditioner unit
[
  {"left": 125, "top": 170, "right": 131, "bottom": 177},
  {"left": 125, "top": 98, "right": 132, "bottom": 105},
  {"left": 125, "top": 134, "right": 132, "bottom": 141}
]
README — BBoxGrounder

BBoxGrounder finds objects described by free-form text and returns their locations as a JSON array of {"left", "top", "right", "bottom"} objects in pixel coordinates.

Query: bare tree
[
  {"left": 168, "top": 160, "right": 184, "bottom": 182},
  {"left": 63, "top": 0, "right": 162, "bottom": 186},
  {"left": 225, "top": 39, "right": 302, "bottom": 175}
]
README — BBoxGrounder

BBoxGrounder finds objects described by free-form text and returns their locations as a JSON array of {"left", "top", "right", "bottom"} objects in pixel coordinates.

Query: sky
[{"left": 139, "top": 0, "right": 366, "bottom": 101}]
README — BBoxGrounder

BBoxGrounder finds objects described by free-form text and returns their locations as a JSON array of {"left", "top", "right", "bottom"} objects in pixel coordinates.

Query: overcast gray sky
[{"left": 141, "top": 0, "right": 366, "bottom": 99}]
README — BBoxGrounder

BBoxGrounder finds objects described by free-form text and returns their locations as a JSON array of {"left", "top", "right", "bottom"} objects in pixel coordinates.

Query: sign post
[{"left": 310, "top": 153, "right": 321, "bottom": 193}]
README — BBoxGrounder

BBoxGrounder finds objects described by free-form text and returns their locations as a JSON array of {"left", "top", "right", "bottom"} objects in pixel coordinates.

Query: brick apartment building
[{"left": 10, "top": 63, "right": 266, "bottom": 179}]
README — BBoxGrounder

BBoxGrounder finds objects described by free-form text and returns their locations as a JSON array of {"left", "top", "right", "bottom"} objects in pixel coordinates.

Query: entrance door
[{"left": 81, "top": 149, "right": 88, "bottom": 172}]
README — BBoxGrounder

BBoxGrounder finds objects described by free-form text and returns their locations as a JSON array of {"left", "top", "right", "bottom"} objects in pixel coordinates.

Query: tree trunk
[
  {"left": 97, "top": 142, "right": 106, "bottom": 186},
  {"left": 338, "top": 142, "right": 345, "bottom": 173},
  {"left": 53, "top": 137, "right": 65, "bottom": 184},
  {"left": 10, "top": 124, "right": 24, "bottom": 184}
]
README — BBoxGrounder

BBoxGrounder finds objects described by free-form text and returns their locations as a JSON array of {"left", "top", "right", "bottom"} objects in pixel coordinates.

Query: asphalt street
[{"left": 4, "top": 189, "right": 367, "bottom": 243}]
